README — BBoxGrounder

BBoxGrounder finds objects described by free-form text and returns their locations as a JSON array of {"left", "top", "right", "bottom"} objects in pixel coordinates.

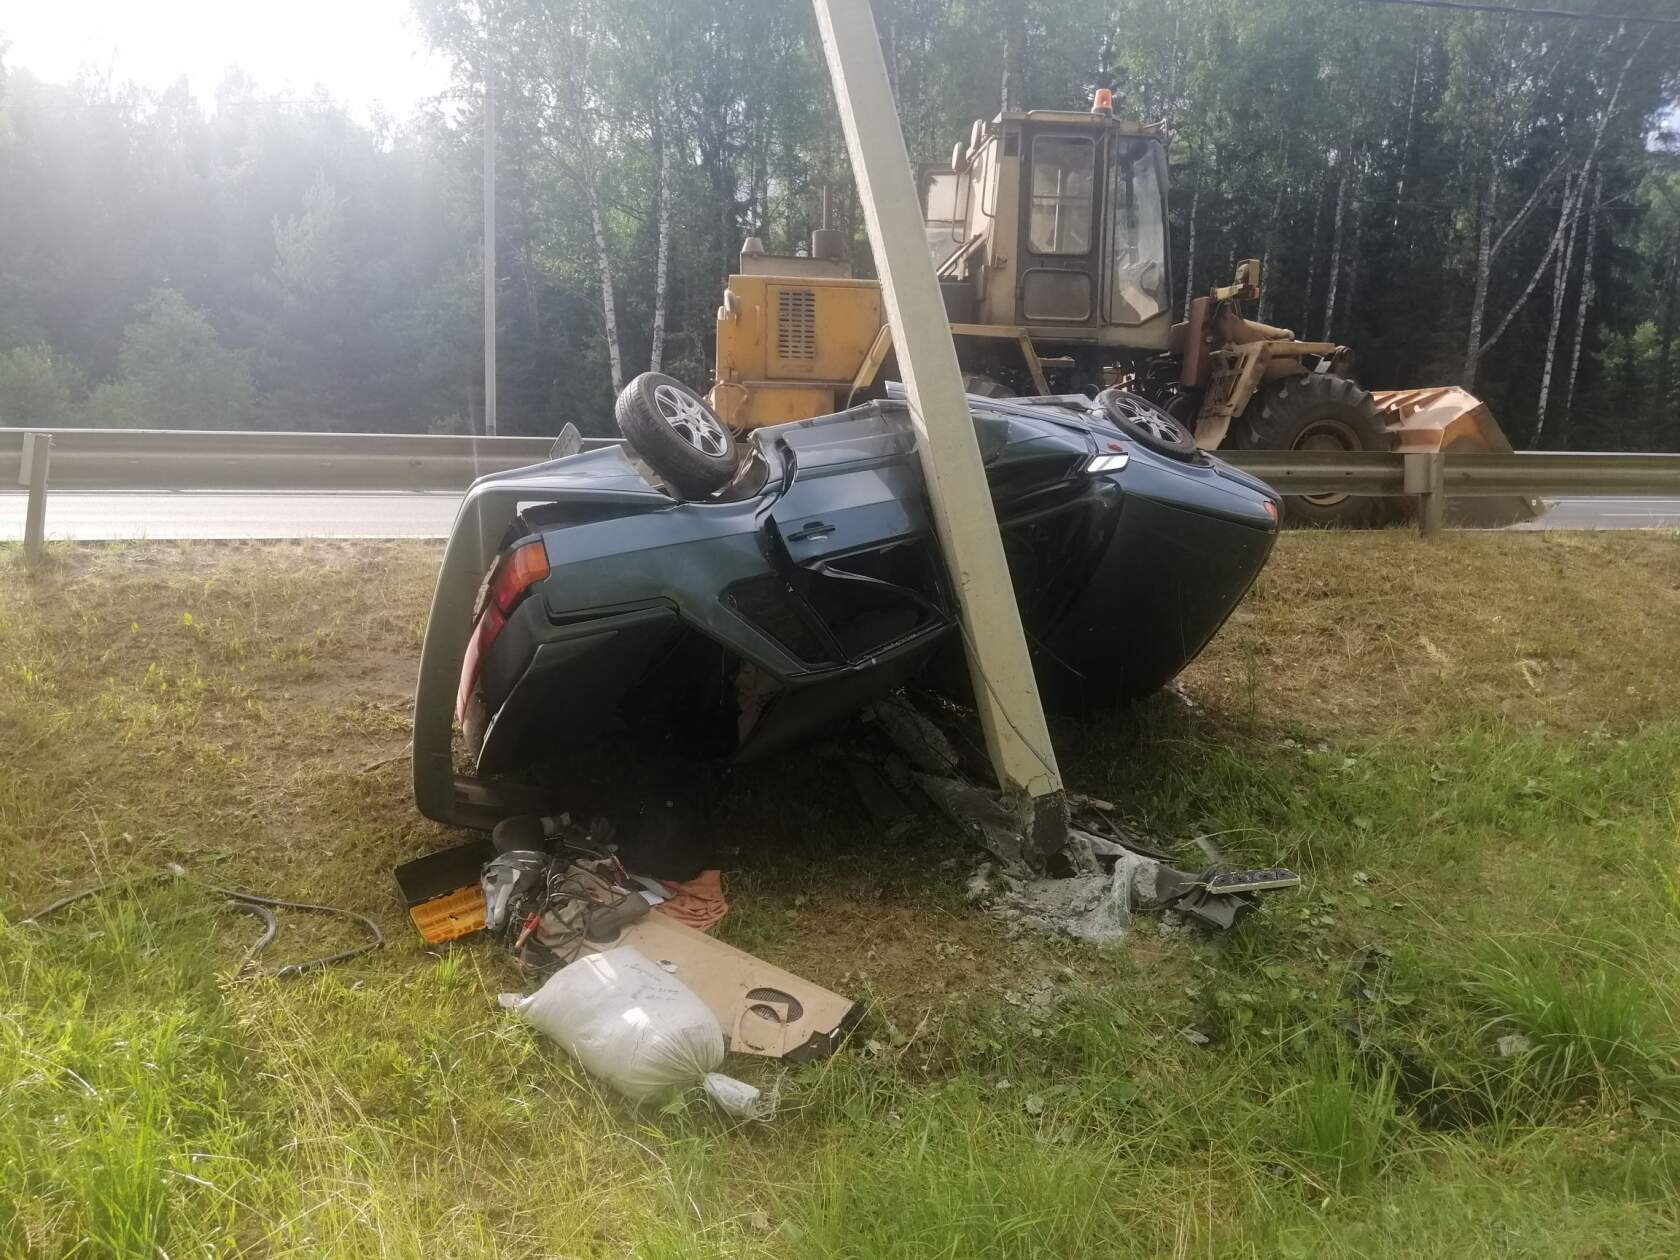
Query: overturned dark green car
[{"left": 414, "top": 379, "right": 1278, "bottom": 827}]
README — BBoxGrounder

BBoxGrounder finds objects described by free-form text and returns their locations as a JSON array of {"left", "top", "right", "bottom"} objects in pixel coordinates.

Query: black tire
[
  {"left": 1097, "top": 388, "right": 1199, "bottom": 460},
  {"left": 1244, "top": 375, "right": 1392, "bottom": 527},
  {"left": 963, "top": 373, "right": 1015, "bottom": 399},
  {"left": 614, "top": 372, "right": 738, "bottom": 498}
]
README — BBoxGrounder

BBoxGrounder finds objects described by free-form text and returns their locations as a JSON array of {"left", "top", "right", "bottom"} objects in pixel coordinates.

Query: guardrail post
[
  {"left": 1403, "top": 450, "right": 1444, "bottom": 538},
  {"left": 18, "top": 431, "right": 51, "bottom": 569}
]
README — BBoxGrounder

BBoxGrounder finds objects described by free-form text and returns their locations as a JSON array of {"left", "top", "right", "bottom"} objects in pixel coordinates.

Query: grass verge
[{"left": 1, "top": 530, "right": 1677, "bottom": 1256}]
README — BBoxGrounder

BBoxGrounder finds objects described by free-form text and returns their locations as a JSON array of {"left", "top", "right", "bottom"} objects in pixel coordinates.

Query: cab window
[
  {"left": 921, "top": 170, "right": 966, "bottom": 268},
  {"left": 1028, "top": 135, "right": 1094, "bottom": 255},
  {"left": 1103, "top": 140, "right": 1170, "bottom": 325}
]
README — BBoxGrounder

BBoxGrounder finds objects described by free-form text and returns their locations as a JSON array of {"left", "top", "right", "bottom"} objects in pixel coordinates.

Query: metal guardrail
[
  {"left": 1225, "top": 448, "right": 1680, "bottom": 499},
  {"left": 0, "top": 427, "right": 566, "bottom": 493},
  {"left": 6, "top": 426, "right": 1680, "bottom": 564}
]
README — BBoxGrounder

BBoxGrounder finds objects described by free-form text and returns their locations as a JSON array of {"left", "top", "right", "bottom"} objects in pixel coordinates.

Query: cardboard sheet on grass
[{"left": 588, "top": 913, "right": 858, "bottom": 1061}]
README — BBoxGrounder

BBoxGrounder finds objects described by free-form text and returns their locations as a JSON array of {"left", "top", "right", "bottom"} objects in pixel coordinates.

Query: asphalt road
[
  {"left": 0, "top": 491, "right": 463, "bottom": 540},
  {"left": 1503, "top": 496, "right": 1680, "bottom": 531},
  {"left": 2, "top": 492, "right": 1679, "bottom": 541}
]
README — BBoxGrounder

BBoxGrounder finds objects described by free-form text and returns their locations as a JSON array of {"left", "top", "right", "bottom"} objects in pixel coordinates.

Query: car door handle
[{"left": 787, "top": 521, "right": 836, "bottom": 542}]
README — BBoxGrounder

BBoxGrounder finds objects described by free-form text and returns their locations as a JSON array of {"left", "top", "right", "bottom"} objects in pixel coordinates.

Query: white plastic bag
[{"left": 500, "top": 946, "right": 772, "bottom": 1120}]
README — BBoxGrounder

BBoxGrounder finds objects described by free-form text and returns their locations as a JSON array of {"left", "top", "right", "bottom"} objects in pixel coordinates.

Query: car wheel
[
  {"left": 614, "top": 372, "right": 739, "bottom": 497},
  {"left": 1097, "top": 389, "right": 1199, "bottom": 460},
  {"left": 1243, "top": 375, "right": 1391, "bottom": 527}
]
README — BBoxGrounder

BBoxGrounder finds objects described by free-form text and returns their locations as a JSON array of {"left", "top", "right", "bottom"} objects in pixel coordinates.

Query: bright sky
[{"left": 0, "top": 0, "right": 456, "bottom": 118}]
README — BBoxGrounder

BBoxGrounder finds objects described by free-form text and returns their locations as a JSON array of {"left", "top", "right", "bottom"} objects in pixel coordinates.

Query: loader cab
[{"left": 919, "top": 106, "right": 1173, "bottom": 361}]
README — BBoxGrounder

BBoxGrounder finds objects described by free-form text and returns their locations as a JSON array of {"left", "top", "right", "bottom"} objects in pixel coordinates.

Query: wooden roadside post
[{"left": 808, "top": 0, "right": 1064, "bottom": 818}]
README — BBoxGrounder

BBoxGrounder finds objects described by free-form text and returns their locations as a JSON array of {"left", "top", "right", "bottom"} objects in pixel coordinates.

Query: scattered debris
[
  {"left": 396, "top": 810, "right": 856, "bottom": 1068},
  {"left": 1497, "top": 1033, "right": 1535, "bottom": 1058},
  {"left": 917, "top": 774, "right": 1041, "bottom": 870},
  {"left": 991, "top": 853, "right": 1148, "bottom": 945},
  {"left": 1000, "top": 972, "right": 1063, "bottom": 1015},
  {"left": 653, "top": 869, "right": 730, "bottom": 932},
  {"left": 861, "top": 694, "right": 1302, "bottom": 933},
  {"left": 393, "top": 680, "right": 1302, "bottom": 1123},
  {"left": 976, "top": 841, "right": 1298, "bottom": 942}
]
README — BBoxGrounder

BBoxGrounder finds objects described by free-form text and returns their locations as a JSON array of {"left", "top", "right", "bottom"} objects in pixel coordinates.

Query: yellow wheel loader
[{"left": 707, "top": 91, "right": 1530, "bottom": 527}]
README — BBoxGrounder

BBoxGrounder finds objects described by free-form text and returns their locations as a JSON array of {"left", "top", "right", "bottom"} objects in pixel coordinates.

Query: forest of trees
[{"left": 1, "top": 0, "right": 1677, "bottom": 448}]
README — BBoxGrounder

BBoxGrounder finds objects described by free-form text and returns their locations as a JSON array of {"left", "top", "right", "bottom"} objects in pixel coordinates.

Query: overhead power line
[{"left": 1356, "top": 0, "right": 1680, "bottom": 26}]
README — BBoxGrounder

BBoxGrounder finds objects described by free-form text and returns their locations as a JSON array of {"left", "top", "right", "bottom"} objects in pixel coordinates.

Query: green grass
[{"left": 1, "top": 532, "right": 1678, "bottom": 1256}]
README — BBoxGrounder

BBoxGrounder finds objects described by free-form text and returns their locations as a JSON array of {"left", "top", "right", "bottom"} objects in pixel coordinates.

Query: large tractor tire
[{"left": 1244, "top": 375, "right": 1393, "bottom": 528}]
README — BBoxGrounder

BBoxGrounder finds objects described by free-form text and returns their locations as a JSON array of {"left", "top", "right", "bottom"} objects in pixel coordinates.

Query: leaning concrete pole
[{"left": 809, "top": 0, "right": 1062, "bottom": 802}]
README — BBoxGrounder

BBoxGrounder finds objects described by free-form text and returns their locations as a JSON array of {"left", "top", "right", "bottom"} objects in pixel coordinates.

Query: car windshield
[{"left": 1104, "top": 140, "right": 1169, "bottom": 325}]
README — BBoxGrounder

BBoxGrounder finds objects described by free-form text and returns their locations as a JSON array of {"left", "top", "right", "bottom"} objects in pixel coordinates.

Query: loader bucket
[{"left": 1371, "top": 387, "right": 1545, "bottom": 527}]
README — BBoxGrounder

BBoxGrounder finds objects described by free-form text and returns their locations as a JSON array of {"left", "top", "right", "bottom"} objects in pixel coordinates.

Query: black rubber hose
[
  {"left": 196, "top": 881, "right": 384, "bottom": 977},
  {"left": 18, "top": 867, "right": 382, "bottom": 977},
  {"left": 228, "top": 900, "right": 280, "bottom": 970}
]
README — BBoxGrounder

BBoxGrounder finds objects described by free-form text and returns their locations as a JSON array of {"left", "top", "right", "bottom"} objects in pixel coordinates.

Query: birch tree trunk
[
  {"left": 1461, "top": 163, "right": 1496, "bottom": 388},
  {"left": 1394, "top": 25, "right": 1422, "bottom": 227},
  {"left": 586, "top": 173, "right": 624, "bottom": 394},
  {"left": 1163, "top": 5, "right": 1180, "bottom": 120},
  {"left": 1001, "top": 0, "right": 1025, "bottom": 110},
  {"left": 1559, "top": 169, "right": 1603, "bottom": 449},
  {"left": 649, "top": 117, "right": 673, "bottom": 375},
  {"left": 1258, "top": 182, "right": 1284, "bottom": 325},
  {"left": 1303, "top": 177, "right": 1325, "bottom": 335},
  {"left": 1324, "top": 148, "right": 1351, "bottom": 341},
  {"left": 1342, "top": 169, "right": 1363, "bottom": 339},
  {"left": 1467, "top": 32, "right": 1646, "bottom": 395},
  {"left": 1474, "top": 179, "right": 1576, "bottom": 377},
  {"left": 1533, "top": 170, "right": 1582, "bottom": 447}
]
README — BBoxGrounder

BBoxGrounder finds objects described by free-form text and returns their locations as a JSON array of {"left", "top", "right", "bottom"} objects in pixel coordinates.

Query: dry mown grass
[
  {"left": 2, "top": 530, "right": 1677, "bottom": 1258},
  {"left": 1189, "top": 530, "right": 1680, "bottom": 737}
]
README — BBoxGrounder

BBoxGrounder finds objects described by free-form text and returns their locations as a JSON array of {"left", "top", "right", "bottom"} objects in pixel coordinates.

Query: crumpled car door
[{"left": 759, "top": 416, "right": 952, "bottom": 666}]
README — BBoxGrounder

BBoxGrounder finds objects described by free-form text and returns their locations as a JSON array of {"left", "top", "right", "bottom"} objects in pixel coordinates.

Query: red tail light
[{"left": 457, "top": 541, "right": 550, "bottom": 721}]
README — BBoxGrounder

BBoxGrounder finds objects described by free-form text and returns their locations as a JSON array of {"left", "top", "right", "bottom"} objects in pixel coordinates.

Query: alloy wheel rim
[
  {"left": 653, "top": 384, "right": 730, "bottom": 457},
  {"left": 1109, "top": 395, "right": 1191, "bottom": 449},
  {"left": 1134, "top": 411, "right": 1189, "bottom": 447}
]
